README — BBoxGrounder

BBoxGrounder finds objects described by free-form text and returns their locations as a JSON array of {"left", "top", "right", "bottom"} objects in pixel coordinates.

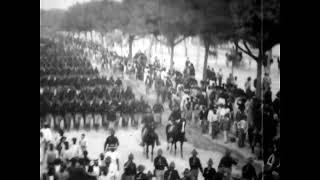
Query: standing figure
[
  {"left": 123, "top": 153, "right": 137, "bottom": 180},
  {"left": 104, "top": 129, "right": 119, "bottom": 152},
  {"left": 164, "top": 162, "right": 180, "bottom": 180},
  {"left": 154, "top": 149, "right": 169, "bottom": 180},
  {"left": 189, "top": 149, "right": 203, "bottom": 180}
]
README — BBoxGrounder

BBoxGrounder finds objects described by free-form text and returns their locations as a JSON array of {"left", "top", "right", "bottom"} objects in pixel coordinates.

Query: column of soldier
[{"left": 40, "top": 37, "right": 152, "bottom": 131}]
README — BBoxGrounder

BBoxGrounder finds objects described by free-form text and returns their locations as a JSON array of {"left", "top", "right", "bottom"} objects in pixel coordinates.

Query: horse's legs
[
  {"left": 174, "top": 142, "right": 177, "bottom": 156},
  {"left": 146, "top": 145, "right": 149, "bottom": 159},
  {"left": 180, "top": 141, "right": 184, "bottom": 158},
  {"left": 151, "top": 143, "right": 154, "bottom": 161}
]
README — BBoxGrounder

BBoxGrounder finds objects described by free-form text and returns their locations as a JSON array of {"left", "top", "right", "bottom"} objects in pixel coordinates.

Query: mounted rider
[
  {"left": 141, "top": 107, "right": 159, "bottom": 146},
  {"left": 167, "top": 106, "right": 187, "bottom": 142}
]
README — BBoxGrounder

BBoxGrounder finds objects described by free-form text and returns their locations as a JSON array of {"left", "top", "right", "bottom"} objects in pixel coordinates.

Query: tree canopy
[
  {"left": 43, "top": 0, "right": 280, "bottom": 98},
  {"left": 230, "top": 0, "right": 280, "bottom": 97}
]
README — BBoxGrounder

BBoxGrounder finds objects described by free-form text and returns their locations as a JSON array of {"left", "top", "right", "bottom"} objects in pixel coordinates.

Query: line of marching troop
[
  {"left": 40, "top": 37, "right": 152, "bottom": 131},
  {"left": 40, "top": 40, "right": 98, "bottom": 77}
]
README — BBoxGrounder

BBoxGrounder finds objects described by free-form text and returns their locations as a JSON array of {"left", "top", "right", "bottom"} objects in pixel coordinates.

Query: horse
[
  {"left": 141, "top": 123, "right": 160, "bottom": 161},
  {"left": 165, "top": 118, "right": 186, "bottom": 158}
]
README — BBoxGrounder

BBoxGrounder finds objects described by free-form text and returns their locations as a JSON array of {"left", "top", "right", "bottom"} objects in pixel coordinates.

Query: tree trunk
[
  {"left": 120, "top": 43, "right": 123, "bottom": 56},
  {"left": 170, "top": 43, "right": 175, "bottom": 71},
  {"left": 232, "top": 44, "right": 239, "bottom": 76},
  {"left": 90, "top": 31, "right": 94, "bottom": 43},
  {"left": 256, "top": 57, "right": 263, "bottom": 99},
  {"left": 154, "top": 39, "right": 158, "bottom": 54},
  {"left": 267, "top": 50, "right": 272, "bottom": 74},
  {"left": 100, "top": 33, "right": 105, "bottom": 48},
  {"left": 196, "top": 38, "right": 200, "bottom": 70},
  {"left": 128, "top": 35, "right": 135, "bottom": 62},
  {"left": 232, "top": 60, "right": 234, "bottom": 76},
  {"left": 203, "top": 43, "right": 209, "bottom": 81},
  {"left": 148, "top": 37, "right": 155, "bottom": 61},
  {"left": 184, "top": 38, "right": 188, "bottom": 58}
]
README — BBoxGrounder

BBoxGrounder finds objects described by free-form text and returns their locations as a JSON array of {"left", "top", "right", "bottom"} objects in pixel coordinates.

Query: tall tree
[
  {"left": 40, "top": 9, "right": 65, "bottom": 31},
  {"left": 116, "top": 0, "right": 155, "bottom": 61},
  {"left": 156, "top": 0, "right": 198, "bottom": 71},
  {"left": 230, "top": 0, "right": 280, "bottom": 98},
  {"left": 61, "top": 3, "right": 96, "bottom": 39},
  {"left": 188, "top": 0, "right": 232, "bottom": 80}
]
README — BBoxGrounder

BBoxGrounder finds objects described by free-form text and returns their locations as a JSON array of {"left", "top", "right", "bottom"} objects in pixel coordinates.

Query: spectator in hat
[
  {"left": 56, "top": 163, "right": 70, "bottom": 180},
  {"left": 154, "top": 149, "right": 169, "bottom": 180},
  {"left": 262, "top": 72, "right": 272, "bottom": 91},
  {"left": 79, "top": 150, "right": 90, "bottom": 167},
  {"left": 87, "top": 161, "right": 99, "bottom": 179},
  {"left": 207, "top": 106, "right": 218, "bottom": 138},
  {"left": 46, "top": 143, "right": 58, "bottom": 168},
  {"left": 68, "top": 159, "right": 88, "bottom": 180},
  {"left": 218, "top": 150, "right": 238, "bottom": 179},
  {"left": 181, "top": 168, "right": 192, "bottom": 180},
  {"left": 123, "top": 153, "right": 137, "bottom": 180},
  {"left": 41, "top": 123, "right": 53, "bottom": 143},
  {"left": 233, "top": 76, "right": 238, "bottom": 88},
  {"left": 203, "top": 159, "right": 216, "bottom": 180},
  {"left": 164, "top": 162, "right": 180, "bottom": 180},
  {"left": 199, "top": 106, "right": 208, "bottom": 133},
  {"left": 62, "top": 141, "right": 73, "bottom": 163},
  {"left": 70, "top": 137, "right": 80, "bottom": 158},
  {"left": 221, "top": 112, "right": 231, "bottom": 143},
  {"left": 99, "top": 169, "right": 109, "bottom": 180},
  {"left": 189, "top": 149, "right": 203, "bottom": 180},
  {"left": 136, "top": 165, "right": 148, "bottom": 180},
  {"left": 217, "top": 69, "right": 223, "bottom": 87},
  {"left": 98, "top": 153, "right": 107, "bottom": 175},
  {"left": 213, "top": 167, "right": 224, "bottom": 180},
  {"left": 79, "top": 133, "right": 88, "bottom": 154},
  {"left": 245, "top": 77, "right": 252, "bottom": 95},
  {"left": 105, "top": 147, "right": 120, "bottom": 180},
  {"left": 147, "top": 171, "right": 154, "bottom": 180},
  {"left": 237, "top": 117, "right": 248, "bottom": 148},
  {"left": 242, "top": 157, "right": 257, "bottom": 180}
]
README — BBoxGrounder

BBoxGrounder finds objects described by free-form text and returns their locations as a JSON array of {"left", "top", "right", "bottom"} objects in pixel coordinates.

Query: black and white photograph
[{"left": 40, "top": 0, "right": 280, "bottom": 180}]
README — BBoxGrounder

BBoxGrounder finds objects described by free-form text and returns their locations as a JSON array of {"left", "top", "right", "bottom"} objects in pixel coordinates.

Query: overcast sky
[{"left": 40, "top": 0, "right": 92, "bottom": 10}]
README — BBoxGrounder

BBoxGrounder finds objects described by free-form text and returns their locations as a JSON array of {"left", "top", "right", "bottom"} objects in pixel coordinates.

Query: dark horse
[
  {"left": 141, "top": 122, "right": 160, "bottom": 161},
  {"left": 166, "top": 118, "right": 186, "bottom": 158}
]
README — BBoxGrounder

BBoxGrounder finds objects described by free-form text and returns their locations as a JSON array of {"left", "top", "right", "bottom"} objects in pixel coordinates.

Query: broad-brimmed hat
[
  {"left": 137, "top": 164, "right": 145, "bottom": 172},
  {"left": 169, "top": 162, "right": 175, "bottom": 168},
  {"left": 128, "top": 153, "right": 134, "bottom": 160},
  {"left": 191, "top": 149, "right": 198, "bottom": 155},
  {"left": 183, "top": 168, "right": 190, "bottom": 175}
]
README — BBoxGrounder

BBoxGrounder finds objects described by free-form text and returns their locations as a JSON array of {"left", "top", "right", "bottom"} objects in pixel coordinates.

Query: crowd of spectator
[{"left": 40, "top": 34, "right": 280, "bottom": 180}]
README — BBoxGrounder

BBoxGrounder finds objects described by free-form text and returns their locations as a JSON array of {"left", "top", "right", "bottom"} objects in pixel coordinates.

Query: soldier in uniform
[
  {"left": 136, "top": 165, "right": 148, "bottom": 180},
  {"left": 154, "top": 149, "right": 168, "bottom": 180},
  {"left": 189, "top": 149, "right": 203, "bottom": 180},
  {"left": 164, "top": 162, "right": 180, "bottom": 180}
]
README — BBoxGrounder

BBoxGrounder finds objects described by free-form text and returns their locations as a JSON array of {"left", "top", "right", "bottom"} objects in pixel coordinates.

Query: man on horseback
[
  {"left": 167, "top": 106, "right": 187, "bottom": 142},
  {"left": 141, "top": 107, "right": 160, "bottom": 147},
  {"left": 166, "top": 106, "right": 187, "bottom": 157},
  {"left": 140, "top": 107, "right": 160, "bottom": 159}
]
